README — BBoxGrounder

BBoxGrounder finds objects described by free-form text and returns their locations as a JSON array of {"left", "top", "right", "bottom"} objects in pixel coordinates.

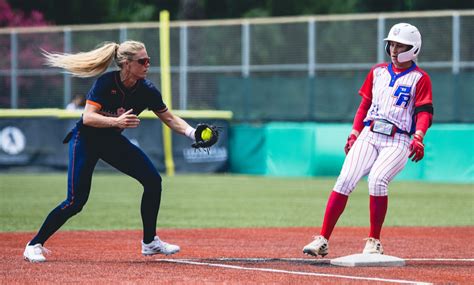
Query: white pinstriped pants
[{"left": 334, "top": 127, "right": 411, "bottom": 196}]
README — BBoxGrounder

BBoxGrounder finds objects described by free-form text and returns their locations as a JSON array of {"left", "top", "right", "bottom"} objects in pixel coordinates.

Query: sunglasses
[{"left": 133, "top": 57, "right": 151, "bottom": 66}]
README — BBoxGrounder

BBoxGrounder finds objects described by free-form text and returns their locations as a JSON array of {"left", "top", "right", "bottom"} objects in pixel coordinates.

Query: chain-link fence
[{"left": 1, "top": 10, "right": 473, "bottom": 122}]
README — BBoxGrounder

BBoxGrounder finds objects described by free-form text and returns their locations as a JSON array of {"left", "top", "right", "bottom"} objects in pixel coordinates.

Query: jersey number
[{"left": 393, "top": 86, "right": 412, "bottom": 108}]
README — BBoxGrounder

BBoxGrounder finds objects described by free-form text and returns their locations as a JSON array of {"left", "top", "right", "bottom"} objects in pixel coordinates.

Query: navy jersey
[{"left": 77, "top": 71, "right": 167, "bottom": 133}]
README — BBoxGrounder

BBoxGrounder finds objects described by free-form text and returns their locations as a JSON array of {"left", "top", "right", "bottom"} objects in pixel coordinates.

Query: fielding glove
[{"left": 192, "top": 123, "right": 219, "bottom": 149}]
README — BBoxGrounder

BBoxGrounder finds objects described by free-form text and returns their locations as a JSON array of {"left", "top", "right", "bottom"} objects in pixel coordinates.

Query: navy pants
[{"left": 30, "top": 127, "right": 162, "bottom": 245}]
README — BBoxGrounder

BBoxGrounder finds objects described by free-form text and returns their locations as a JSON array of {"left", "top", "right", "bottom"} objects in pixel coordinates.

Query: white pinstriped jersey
[
  {"left": 333, "top": 62, "right": 432, "bottom": 196},
  {"left": 359, "top": 63, "right": 432, "bottom": 133}
]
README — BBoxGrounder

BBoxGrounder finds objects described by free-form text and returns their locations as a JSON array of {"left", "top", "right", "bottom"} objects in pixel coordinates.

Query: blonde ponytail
[{"left": 42, "top": 42, "right": 119, "bottom": 78}]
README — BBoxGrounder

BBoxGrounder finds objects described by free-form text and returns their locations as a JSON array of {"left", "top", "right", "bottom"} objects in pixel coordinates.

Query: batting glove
[
  {"left": 344, "top": 134, "right": 357, "bottom": 155},
  {"left": 408, "top": 134, "right": 424, "bottom": 162}
]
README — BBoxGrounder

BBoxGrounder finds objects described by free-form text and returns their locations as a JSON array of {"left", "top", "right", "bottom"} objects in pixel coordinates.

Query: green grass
[{"left": 0, "top": 173, "right": 472, "bottom": 232}]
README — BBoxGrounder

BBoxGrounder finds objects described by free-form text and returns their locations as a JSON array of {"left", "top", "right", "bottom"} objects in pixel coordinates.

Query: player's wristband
[
  {"left": 413, "top": 133, "right": 424, "bottom": 142},
  {"left": 185, "top": 126, "right": 196, "bottom": 140},
  {"left": 349, "top": 130, "right": 360, "bottom": 138}
]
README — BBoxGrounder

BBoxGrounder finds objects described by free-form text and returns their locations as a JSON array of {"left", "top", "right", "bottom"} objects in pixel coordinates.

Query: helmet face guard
[{"left": 384, "top": 23, "right": 422, "bottom": 63}]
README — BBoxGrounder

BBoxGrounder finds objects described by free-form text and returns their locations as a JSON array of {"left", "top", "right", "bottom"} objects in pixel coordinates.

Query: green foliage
[
  {"left": 242, "top": 8, "right": 270, "bottom": 18},
  {"left": 8, "top": 0, "right": 474, "bottom": 25},
  {"left": 7, "top": 0, "right": 176, "bottom": 25},
  {"left": 106, "top": 0, "right": 157, "bottom": 23},
  {"left": 0, "top": 173, "right": 472, "bottom": 232}
]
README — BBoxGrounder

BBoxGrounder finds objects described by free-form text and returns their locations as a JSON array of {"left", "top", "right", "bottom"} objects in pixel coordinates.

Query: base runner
[{"left": 303, "top": 23, "right": 434, "bottom": 257}]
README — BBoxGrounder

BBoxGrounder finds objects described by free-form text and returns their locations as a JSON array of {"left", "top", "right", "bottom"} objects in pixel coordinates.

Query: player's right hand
[
  {"left": 344, "top": 134, "right": 357, "bottom": 154},
  {"left": 116, "top": 109, "right": 140, "bottom": 129}
]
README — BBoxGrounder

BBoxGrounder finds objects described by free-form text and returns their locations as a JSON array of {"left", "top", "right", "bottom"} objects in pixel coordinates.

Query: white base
[{"left": 330, "top": 253, "right": 405, "bottom": 267}]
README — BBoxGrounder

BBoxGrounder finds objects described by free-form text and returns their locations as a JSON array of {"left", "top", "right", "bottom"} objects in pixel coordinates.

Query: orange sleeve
[{"left": 86, "top": 100, "right": 102, "bottom": 109}]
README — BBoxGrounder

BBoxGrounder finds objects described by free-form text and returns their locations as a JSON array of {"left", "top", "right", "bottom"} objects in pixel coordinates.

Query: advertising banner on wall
[
  {"left": 0, "top": 117, "right": 65, "bottom": 168},
  {"left": 0, "top": 115, "right": 229, "bottom": 173}
]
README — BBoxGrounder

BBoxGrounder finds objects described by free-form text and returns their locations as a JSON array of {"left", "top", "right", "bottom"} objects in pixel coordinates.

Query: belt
[{"left": 364, "top": 120, "right": 410, "bottom": 135}]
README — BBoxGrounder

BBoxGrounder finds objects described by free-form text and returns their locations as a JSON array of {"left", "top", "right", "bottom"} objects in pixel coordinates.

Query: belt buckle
[{"left": 370, "top": 120, "right": 395, "bottom": 136}]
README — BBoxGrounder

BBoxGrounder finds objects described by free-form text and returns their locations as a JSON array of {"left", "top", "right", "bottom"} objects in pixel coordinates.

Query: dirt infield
[{"left": 1, "top": 227, "right": 473, "bottom": 284}]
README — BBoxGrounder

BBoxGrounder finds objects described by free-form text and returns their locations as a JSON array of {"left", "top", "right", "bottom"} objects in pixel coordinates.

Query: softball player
[
  {"left": 303, "top": 23, "right": 433, "bottom": 257},
  {"left": 24, "top": 41, "right": 200, "bottom": 262}
]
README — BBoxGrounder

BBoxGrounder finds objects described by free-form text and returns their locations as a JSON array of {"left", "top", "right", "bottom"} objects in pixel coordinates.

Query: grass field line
[{"left": 156, "top": 259, "right": 432, "bottom": 285}]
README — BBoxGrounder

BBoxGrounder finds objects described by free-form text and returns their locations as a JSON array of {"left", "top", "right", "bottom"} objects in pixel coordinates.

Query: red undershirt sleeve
[
  {"left": 415, "top": 111, "right": 432, "bottom": 135},
  {"left": 414, "top": 71, "right": 433, "bottom": 135},
  {"left": 352, "top": 97, "right": 371, "bottom": 133}
]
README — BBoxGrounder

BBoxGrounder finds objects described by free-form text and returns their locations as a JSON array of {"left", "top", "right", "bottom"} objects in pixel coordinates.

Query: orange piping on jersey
[
  {"left": 86, "top": 100, "right": 102, "bottom": 109},
  {"left": 155, "top": 107, "right": 168, "bottom": 114}
]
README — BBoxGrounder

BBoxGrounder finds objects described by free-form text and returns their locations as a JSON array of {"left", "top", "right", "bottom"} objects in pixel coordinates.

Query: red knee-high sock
[
  {"left": 320, "top": 191, "right": 349, "bottom": 239},
  {"left": 369, "top": 195, "right": 388, "bottom": 239}
]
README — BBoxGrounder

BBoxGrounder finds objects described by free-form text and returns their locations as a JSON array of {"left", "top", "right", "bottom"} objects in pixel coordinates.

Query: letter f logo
[{"left": 393, "top": 86, "right": 412, "bottom": 108}]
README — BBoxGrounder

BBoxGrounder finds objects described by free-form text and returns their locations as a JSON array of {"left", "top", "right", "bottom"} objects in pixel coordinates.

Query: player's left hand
[
  {"left": 408, "top": 134, "right": 424, "bottom": 162},
  {"left": 344, "top": 134, "right": 357, "bottom": 154},
  {"left": 192, "top": 123, "right": 219, "bottom": 149}
]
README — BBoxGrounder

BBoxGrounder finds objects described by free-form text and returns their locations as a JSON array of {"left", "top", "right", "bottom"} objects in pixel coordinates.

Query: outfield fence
[{"left": 0, "top": 10, "right": 473, "bottom": 123}]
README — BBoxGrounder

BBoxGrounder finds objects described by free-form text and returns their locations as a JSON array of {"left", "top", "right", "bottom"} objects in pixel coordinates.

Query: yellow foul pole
[{"left": 159, "top": 10, "right": 175, "bottom": 176}]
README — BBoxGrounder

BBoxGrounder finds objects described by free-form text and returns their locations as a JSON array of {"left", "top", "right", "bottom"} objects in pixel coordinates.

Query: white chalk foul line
[
  {"left": 195, "top": 257, "right": 331, "bottom": 264},
  {"left": 170, "top": 257, "right": 474, "bottom": 263},
  {"left": 157, "top": 259, "right": 432, "bottom": 285},
  {"left": 405, "top": 258, "right": 474, "bottom": 262}
]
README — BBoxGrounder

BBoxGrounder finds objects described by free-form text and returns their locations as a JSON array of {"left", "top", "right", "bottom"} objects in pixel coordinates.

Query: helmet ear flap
[
  {"left": 397, "top": 45, "right": 419, "bottom": 63},
  {"left": 384, "top": 41, "right": 391, "bottom": 57},
  {"left": 413, "top": 46, "right": 420, "bottom": 57}
]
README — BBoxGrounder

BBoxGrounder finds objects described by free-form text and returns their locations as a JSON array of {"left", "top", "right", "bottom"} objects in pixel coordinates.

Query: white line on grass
[{"left": 157, "top": 259, "right": 432, "bottom": 285}]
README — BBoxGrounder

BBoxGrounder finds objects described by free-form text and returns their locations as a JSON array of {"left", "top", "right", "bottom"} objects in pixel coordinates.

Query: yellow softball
[{"left": 201, "top": 128, "right": 212, "bottom": 141}]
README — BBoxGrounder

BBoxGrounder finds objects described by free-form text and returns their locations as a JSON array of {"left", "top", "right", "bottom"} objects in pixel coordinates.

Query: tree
[
  {"left": 0, "top": 0, "right": 55, "bottom": 108},
  {"left": 0, "top": 0, "right": 49, "bottom": 27},
  {"left": 7, "top": 0, "right": 474, "bottom": 25},
  {"left": 7, "top": 0, "right": 177, "bottom": 25}
]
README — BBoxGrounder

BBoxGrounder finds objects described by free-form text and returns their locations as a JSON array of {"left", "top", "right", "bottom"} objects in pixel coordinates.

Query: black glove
[{"left": 192, "top": 123, "right": 219, "bottom": 149}]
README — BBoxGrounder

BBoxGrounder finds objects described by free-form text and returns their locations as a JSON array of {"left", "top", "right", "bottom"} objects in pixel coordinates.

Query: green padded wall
[
  {"left": 229, "top": 124, "right": 266, "bottom": 174},
  {"left": 265, "top": 122, "right": 317, "bottom": 176},
  {"left": 396, "top": 124, "right": 474, "bottom": 182},
  {"left": 425, "top": 124, "right": 473, "bottom": 182},
  {"left": 311, "top": 124, "right": 351, "bottom": 176},
  {"left": 230, "top": 123, "right": 473, "bottom": 183}
]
